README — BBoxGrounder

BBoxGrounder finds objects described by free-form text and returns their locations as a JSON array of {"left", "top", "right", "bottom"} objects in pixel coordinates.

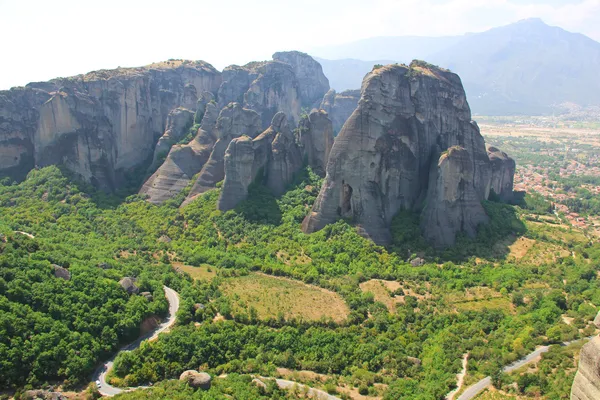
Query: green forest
[{"left": 1, "top": 165, "right": 599, "bottom": 399}]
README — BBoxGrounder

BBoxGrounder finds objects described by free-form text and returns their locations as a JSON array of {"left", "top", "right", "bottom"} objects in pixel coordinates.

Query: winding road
[
  {"left": 92, "top": 286, "right": 180, "bottom": 397},
  {"left": 457, "top": 337, "right": 593, "bottom": 400}
]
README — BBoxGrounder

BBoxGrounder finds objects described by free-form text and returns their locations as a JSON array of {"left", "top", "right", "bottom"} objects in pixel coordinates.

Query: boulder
[
  {"left": 97, "top": 262, "right": 112, "bottom": 269},
  {"left": 571, "top": 335, "right": 600, "bottom": 400},
  {"left": 140, "top": 291, "right": 153, "bottom": 301},
  {"left": 183, "top": 103, "right": 262, "bottom": 205},
  {"left": 487, "top": 145, "right": 516, "bottom": 202},
  {"left": 297, "top": 109, "right": 334, "bottom": 176},
  {"left": 218, "top": 112, "right": 302, "bottom": 211},
  {"left": 421, "top": 147, "right": 490, "bottom": 248},
  {"left": 179, "top": 370, "right": 212, "bottom": 390},
  {"left": 272, "top": 51, "right": 330, "bottom": 107},
  {"left": 319, "top": 89, "right": 361, "bottom": 134},
  {"left": 23, "top": 389, "right": 67, "bottom": 400},
  {"left": 52, "top": 264, "right": 70, "bottom": 280},
  {"left": 119, "top": 277, "right": 139, "bottom": 294},
  {"left": 139, "top": 102, "right": 219, "bottom": 204},
  {"left": 0, "top": 61, "right": 222, "bottom": 189},
  {"left": 410, "top": 257, "right": 425, "bottom": 267},
  {"left": 302, "top": 62, "right": 493, "bottom": 247}
]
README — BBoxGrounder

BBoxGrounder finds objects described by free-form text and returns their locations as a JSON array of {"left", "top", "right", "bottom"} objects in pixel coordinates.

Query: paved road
[
  {"left": 91, "top": 286, "right": 180, "bottom": 397},
  {"left": 457, "top": 337, "right": 593, "bottom": 400}
]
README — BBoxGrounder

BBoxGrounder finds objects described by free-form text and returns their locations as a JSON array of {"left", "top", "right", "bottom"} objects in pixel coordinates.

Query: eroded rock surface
[
  {"left": 319, "top": 89, "right": 361, "bottom": 134},
  {"left": 139, "top": 102, "right": 219, "bottom": 204},
  {"left": 179, "top": 370, "right": 212, "bottom": 390},
  {"left": 487, "top": 145, "right": 516, "bottom": 201},
  {"left": 297, "top": 109, "right": 334, "bottom": 176},
  {"left": 302, "top": 62, "right": 495, "bottom": 247},
  {"left": 183, "top": 103, "right": 261, "bottom": 205},
  {"left": 421, "top": 147, "right": 490, "bottom": 248},
  {"left": 152, "top": 107, "right": 195, "bottom": 163},
  {"left": 218, "top": 112, "right": 302, "bottom": 211},
  {"left": 0, "top": 61, "right": 222, "bottom": 189},
  {"left": 273, "top": 51, "right": 330, "bottom": 107},
  {"left": 571, "top": 336, "right": 600, "bottom": 400}
]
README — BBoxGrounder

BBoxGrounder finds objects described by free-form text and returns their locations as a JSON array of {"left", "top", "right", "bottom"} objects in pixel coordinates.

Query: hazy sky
[{"left": 1, "top": 0, "right": 599, "bottom": 89}]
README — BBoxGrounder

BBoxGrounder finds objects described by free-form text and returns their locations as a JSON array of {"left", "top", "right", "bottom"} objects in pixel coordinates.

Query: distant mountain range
[{"left": 310, "top": 19, "right": 600, "bottom": 115}]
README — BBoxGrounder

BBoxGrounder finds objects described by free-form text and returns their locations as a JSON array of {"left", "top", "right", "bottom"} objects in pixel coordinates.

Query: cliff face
[
  {"left": 320, "top": 89, "right": 360, "bottom": 134},
  {"left": 273, "top": 51, "right": 330, "bottom": 108},
  {"left": 571, "top": 336, "right": 600, "bottom": 400},
  {"left": 487, "top": 145, "right": 516, "bottom": 202},
  {"left": 218, "top": 112, "right": 302, "bottom": 211},
  {"left": 297, "top": 109, "right": 334, "bottom": 177},
  {"left": 302, "top": 62, "right": 502, "bottom": 247},
  {"left": 0, "top": 61, "right": 222, "bottom": 189}
]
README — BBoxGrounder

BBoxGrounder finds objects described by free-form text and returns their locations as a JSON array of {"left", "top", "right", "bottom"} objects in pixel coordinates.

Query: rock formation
[
  {"left": 179, "top": 370, "right": 212, "bottom": 390},
  {"left": 302, "top": 62, "right": 498, "bottom": 247},
  {"left": 320, "top": 89, "right": 361, "bottom": 134},
  {"left": 218, "top": 112, "right": 302, "bottom": 211},
  {"left": 152, "top": 107, "right": 195, "bottom": 163},
  {"left": 571, "top": 335, "right": 600, "bottom": 400},
  {"left": 487, "top": 145, "right": 516, "bottom": 202},
  {"left": 273, "top": 51, "right": 330, "bottom": 108},
  {"left": 183, "top": 103, "right": 261, "bottom": 205},
  {"left": 0, "top": 60, "right": 222, "bottom": 189},
  {"left": 119, "top": 277, "right": 139, "bottom": 294},
  {"left": 297, "top": 109, "right": 334, "bottom": 176},
  {"left": 52, "top": 264, "right": 71, "bottom": 280},
  {"left": 421, "top": 147, "right": 490, "bottom": 248},
  {"left": 139, "top": 101, "right": 219, "bottom": 204}
]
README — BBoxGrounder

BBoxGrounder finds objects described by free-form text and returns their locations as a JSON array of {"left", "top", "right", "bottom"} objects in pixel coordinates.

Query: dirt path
[{"left": 446, "top": 353, "right": 469, "bottom": 400}]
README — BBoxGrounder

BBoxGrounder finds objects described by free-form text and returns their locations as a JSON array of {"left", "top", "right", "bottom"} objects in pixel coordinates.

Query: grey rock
[
  {"left": 52, "top": 264, "right": 70, "bottom": 281},
  {"left": 152, "top": 107, "right": 195, "bottom": 164},
  {"left": 218, "top": 112, "right": 302, "bottom": 211},
  {"left": 140, "top": 291, "right": 153, "bottom": 301},
  {"left": 119, "top": 277, "right": 139, "bottom": 294},
  {"left": 319, "top": 89, "right": 361, "bottom": 134},
  {"left": 139, "top": 102, "right": 219, "bottom": 204},
  {"left": 23, "top": 390, "right": 67, "bottom": 400},
  {"left": 97, "top": 262, "right": 112, "bottom": 269},
  {"left": 302, "top": 62, "right": 493, "bottom": 247},
  {"left": 0, "top": 61, "right": 222, "bottom": 189},
  {"left": 183, "top": 103, "right": 261, "bottom": 205},
  {"left": 273, "top": 51, "right": 330, "bottom": 107},
  {"left": 179, "top": 370, "right": 212, "bottom": 390},
  {"left": 421, "top": 147, "right": 490, "bottom": 248},
  {"left": 571, "top": 335, "right": 600, "bottom": 400},
  {"left": 194, "top": 91, "right": 215, "bottom": 124},
  {"left": 410, "top": 257, "right": 425, "bottom": 267},
  {"left": 487, "top": 145, "right": 516, "bottom": 202},
  {"left": 297, "top": 109, "right": 334, "bottom": 177}
]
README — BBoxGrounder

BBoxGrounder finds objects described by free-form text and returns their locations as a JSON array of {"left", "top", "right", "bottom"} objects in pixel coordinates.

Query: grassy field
[
  {"left": 172, "top": 262, "right": 217, "bottom": 281},
  {"left": 221, "top": 273, "right": 349, "bottom": 322}
]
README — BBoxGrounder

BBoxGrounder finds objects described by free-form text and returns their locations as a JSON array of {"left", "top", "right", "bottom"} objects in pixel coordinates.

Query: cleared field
[
  {"left": 221, "top": 273, "right": 349, "bottom": 322},
  {"left": 172, "top": 262, "right": 217, "bottom": 281},
  {"left": 359, "top": 279, "right": 431, "bottom": 312},
  {"left": 454, "top": 297, "right": 513, "bottom": 313}
]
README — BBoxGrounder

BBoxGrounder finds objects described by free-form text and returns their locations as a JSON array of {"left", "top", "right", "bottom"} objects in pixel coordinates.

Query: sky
[{"left": 1, "top": 0, "right": 599, "bottom": 90}]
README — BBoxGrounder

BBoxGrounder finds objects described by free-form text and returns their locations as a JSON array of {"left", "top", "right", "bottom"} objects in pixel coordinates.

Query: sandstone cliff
[
  {"left": 273, "top": 51, "right": 330, "bottom": 108},
  {"left": 139, "top": 101, "right": 219, "bottom": 204},
  {"left": 571, "top": 335, "right": 600, "bottom": 400},
  {"left": 182, "top": 103, "right": 262, "bottom": 205},
  {"left": 421, "top": 146, "right": 489, "bottom": 248},
  {"left": 319, "top": 89, "right": 360, "bottom": 134},
  {"left": 297, "top": 109, "right": 334, "bottom": 176},
  {"left": 302, "top": 61, "right": 497, "bottom": 247},
  {"left": 487, "top": 145, "right": 516, "bottom": 202},
  {"left": 0, "top": 60, "right": 222, "bottom": 189},
  {"left": 218, "top": 112, "right": 302, "bottom": 211}
]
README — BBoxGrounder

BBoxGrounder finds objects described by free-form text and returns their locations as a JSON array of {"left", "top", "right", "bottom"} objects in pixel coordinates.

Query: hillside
[{"left": 311, "top": 19, "right": 600, "bottom": 115}]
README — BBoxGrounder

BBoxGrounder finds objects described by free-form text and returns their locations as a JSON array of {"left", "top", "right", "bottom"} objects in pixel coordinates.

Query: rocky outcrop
[
  {"left": 52, "top": 264, "right": 71, "bottom": 280},
  {"left": 183, "top": 103, "right": 261, "bottom": 205},
  {"left": 119, "top": 277, "right": 139, "bottom": 294},
  {"left": 297, "top": 109, "right": 334, "bottom": 176},
  {"left": 319, "top": 89, "right": 361, "bottom": 134},
  {"left": 152, "top": 107, "right": 195, "bottom": 163},
  {"left": 487, "top": 145, "right": 516, "bottom": 202},
  {"left": 302, "top": 62, "right": 494, "bottom": 247},
  {"left": 179, "top": 370, "right": 212, "bottom": 390},
  {"left": 139, "top": 101, "right": 219, "bottom": 204},
  {"left": 571, "top": 336, "right": 600, "bottom": 400},
  {"left": 421, "top": 147, "right": 490, "bottom": 248},
  {"left": 273, "top": 51, "right": 330, "bottom": 107},
  {"left": 218, "top": 112, "right": 302, "bottom": 211},
  {"left": 0, "top": 60, "right": 222, "bottom": 189}
]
